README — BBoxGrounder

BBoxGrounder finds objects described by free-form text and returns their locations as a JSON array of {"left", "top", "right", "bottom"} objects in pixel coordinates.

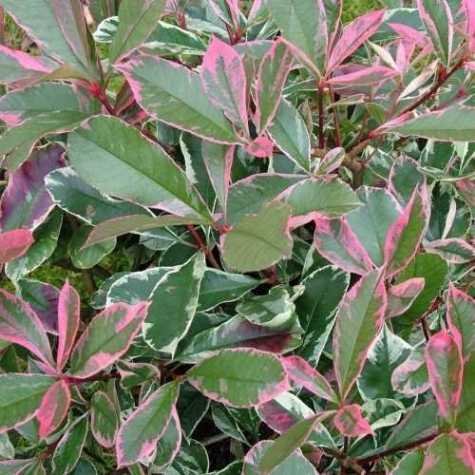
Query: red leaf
[
  {"left": 0, "top": 229, "right": 34, "bottom": 264},
  {"left": 334, "top": 404, "right": 373, "bottom": 438}
]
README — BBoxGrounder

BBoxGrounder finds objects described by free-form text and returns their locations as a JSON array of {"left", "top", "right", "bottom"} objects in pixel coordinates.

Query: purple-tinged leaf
[
  {"left": 425, "top": 238, "right": 475, "bottom": 264},
  {"left": 282, "top": 356, "right": 337, "bottom": 402},
  {"left": 0, "top": 289, "right": 54, "bottom": 367},
  {"left": 392, "top": 348, "right": 430, "bottom": 396},
  {"left": 333, "top": 404, "right": 373, "bottom": 438},
  {"left": 37, "top": 380, "right": 71, "bottom": 439},
  {"left": 201, "top": 36, "right": 249, "bottom": 136},
  {"left": 417, "top": 0, "right": 454, "bottom": 66},
  {"left": 18, "top": 279, "right": 59, "bottom": 334},
  {"left": 425, "top": 331, "right": 463, "bottom": 423},
  {"left": 387, "top": 277, "right": 425, "bottom": 318},
  {"left": 0, "top": 45, "right": 54, "bottom": 86},
  {"left": 0, "top": 145, "right": 64, "bottom": 232},
  {"left": 333, "top": 269, "right": 387, "bottom": 400},
  {"left": 187, "top": 349, "right": 289, "bottom": 408},
  {"left": 446, "top": 284, "right": 475, "bottom": 360},
  {"left": 90, "top": 391, "right": 119, "bottom": 448},
  {"left": 0, "top": 229, "right": 34, "bottom": 264},
  {"left": 255, "top": 39, "right": 293, "bottom": 133},
  {"left": 327, "top": 65, "right": 397, "bottom": 87},
  {"left": 0, "top": 373, "right": 55, "bottom": 432},
  {"left": 384, "top": 185, "right": 430, "bottom": 277},
  {"left": 68, "top": 302, "right": 149, "bottom": 379},
  {"left": 116, "top": 381, "right": 179, "bottom": 467},
  {"left": 313, "top": 216, "right": 374, "bottom": 275},
  {"left": 326, "top": 10, "right": 385, "bottom": 72},
  {"left": 244, "top": 135, "right": 274, "bottom": 158},
  {"left": 56, "top": 282, "right": 81, "bottom": 372}
]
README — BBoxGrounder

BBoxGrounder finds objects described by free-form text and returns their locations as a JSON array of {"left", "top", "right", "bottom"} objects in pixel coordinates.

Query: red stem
[{"left": 187, "top": 225, "right": 221, "bottom": 269}]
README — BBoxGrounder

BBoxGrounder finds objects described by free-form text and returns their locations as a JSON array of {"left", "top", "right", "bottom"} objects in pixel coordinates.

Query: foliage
[{"left": 0, "top": 0, "right": 474, "bottom": 473}]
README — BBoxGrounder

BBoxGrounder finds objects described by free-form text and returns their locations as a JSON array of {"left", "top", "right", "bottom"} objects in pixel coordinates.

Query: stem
[
  {"left": 318, "top": 82, "right": 325, "bottom": 149},
  {"left": 329, "top": 85, "right": 342, "bottom": 147},
  {"left": 421, "top": 317, "right": 431, "bottom": 342},
  {"left": 0, "top": 7, "right": 5, "bottom": 45},
  {"left": 186, "top": 225, "right": 221, "bottom": 269}
]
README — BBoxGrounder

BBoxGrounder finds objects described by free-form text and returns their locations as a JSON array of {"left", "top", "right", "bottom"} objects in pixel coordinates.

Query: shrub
[{"left": 0, "top": 0, "right": 474, "bottom": 473}]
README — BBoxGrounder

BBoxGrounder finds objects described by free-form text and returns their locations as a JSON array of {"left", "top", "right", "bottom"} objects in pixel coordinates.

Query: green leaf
[
  {"left": 392, "top": 449, "right": 425, "bottom": 475},
  {"left": 52, "top": 415, "right": 89, "bottom": 475},
  {"left": 456, "top": 352, "right": 475, "bottom": 432},
  {"left": 0, "top": 374, "right": 54, "bottom": 432},
  {"left": 0, "top": 0, "right": 98, "bottom": 79},
  {"left": 145, "top": 253, "right": 206, "bottom": 354},
  {"left": 116, "top": 55, "right": 238, "bottom": 144},
  {"left": 286, "top": 177, "right": 361, "bottom": 218},
  {"left": 393, "top": 106, "right": 475, "bottom": 141},
  {"left": 45, "top": 168, "right": 151, "bottom": 225},
  {"left": 116, "top": 381, "right": 179, "bottom": 467},
  {"left": 267, "top": 0, "right": 327, "bottom": 76},
  {"left": 90, "top": 391, "right": 119, "bottom": 448},
  {"left": 68, "top": 116, "right": 212, "bottom": 222},
  {"left": 222, "top": 202, "right": 293, "bottom": 273},
  {"left": 187, "top": 349, "right": 288, "bottom": 407},
  {"left": 268, "top": 100, "right": 311, "bottom": 171},
  {"left": 109, "top": 0, "right": 166, "bottom": 63},
  {"left": 152, "top": 409, "right": 182, "bottom": 471},
  {"left": 334, "top": 269, "right": 387, "bottom": 400}
]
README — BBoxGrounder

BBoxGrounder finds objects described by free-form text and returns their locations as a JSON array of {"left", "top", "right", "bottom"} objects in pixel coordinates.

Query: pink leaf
[
  {"left": 56, "top": 282, "right": 81, "bottom": 371},
  {"left": 37, "top": 379, "right": 71, "bottom": 438},
  {"left": 0, "top": 145, "right": 64, "bottom": 232},
  {"left": 389, "top": 23, "right": 431, "bottom": 49},
  {"left": 201, "top": 36, "right": 248, "bottom": 135},
  {"left": 327, "top": 65, "right": 397, "bottom": 87},
  {"left": 333, "top": 404, "right": 373, "bottom": 438},
  {"left": 425, "top": 331, "right": 463, "bottom": 423},
  {"left": 245, "top": 135, "right": 274, "bottom": 158},
  {"left": 464, "top": 0, "right": 475, "bottom": 51},
  {"left": 327, "top": 10, "right": 385, "bottom": 72},
  {"left": 313, "top": 215, "right": 374, "bottom": 275},
  {"left": 282, "top": 356, "right": 337, "bottom": 402},
  {"left": 387, "top": 277, "right": 425, "bottom": 318},
  {"left": 0, "top": 229, "right": 34, "bottom": 264}
]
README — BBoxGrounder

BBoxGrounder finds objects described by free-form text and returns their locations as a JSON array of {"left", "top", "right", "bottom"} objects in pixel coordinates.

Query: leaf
[
  {"left": 109, "top": 0, "right": 166, "bottom": 63},
  {"left": 282, "top": 356, "right": 337, "bottom": 402},
  {"left": 45, "top": 167, "right": 151, "bottom": 226},
  {"left": 285, "top": 177, "right": 361, "bottom": 218},
  {"left": 244, "top": 134, "right": 274, "bottom": 158},
  {"left": 387, "top": 278, "right": 426, "bottom": 318},
  {"left": 201, "top": 36, "right": 248, "bottom": 135},
  {"left": 222, "top": 202, "right": 293, "bottom": 273},
  {"left": 145, "top": 253, "right": 205, "bottom": 354},
  {"left": 0, "top": 289, "right": 54, "bottom": 367},
  {"left": 116, "top": 54, "right": 238, "bottom": 144},
  {"left": 255, "top": 39, "right": 293, "bottom": 133},
  {"left": 392, "top": 347, "right": 430, "bottom": 396},
  {"left": 116, "top": 381, "right": 179, "bottom": 467},
  {"left": 392, "top": 449, "right": 425, "bottom": 475},
  {"left": 68, "top": 116, "right": 212, "bottom": 222},
  {"left": 0, "top": 458, "right": 37, "bottom": 474},
  {"left": 0, "top": 145, "right": 64, "bottom": 231},
  {"left": 68, "top": 302, "right": 149, "bottom": 379},
  {"left": 326, "top": 65, "right": 397, "bottom": 86},
  {"left": 0, "top": 45, "right": 54, "bottom": 86},
  {"left": 244, "top": 441, "right": 317, "bottom": 475},
  {"left": 417, "top": 0, "right": 453, "bottom": 65},
  {"left": 425, "top": 330, "right": 463, "bottom": 424},
  {"left": 384, "top": 185, "right": 430, "bottom": 277},
  {"left": 333, "top": 269, "right": 387, "bottom": 400},
  {"left": 90, "top": 391, "right": 119, "bottom": 448},
  {"left": 419, "top": 433, "right": 475, "bottom": 474},
  {"left": 389, "top": 156, "right": 424, "bottom": 205},
  {"left": 327, "top": 10, "right": 385, "bottom": 71},
  {"left": 359, "top": 325, "right": 412, "bottom": 400},
  {"left": 297, "top": 266, "right": 349, "bottom": 365},
  {"left": 84, "top": 214, "right": 204, "bottom": 247},
  {"left": 37, "top": 380, "right": 71, "bottom": 438},
  {"left": 52, "top": 415, "right": 89, "bottom": 475},
  {"left": 393, "top": 106, "right": 475, "bottom": 141},
  {"left": 0, "top": 229, "right": 34, "bottom": 264},
  {"left": 0, "top": 0, "right": 97, "bottom": 79},
  {"left": 187, "top": 349, "right": 289, "bottom": 408},
  {"left": 152, "top": 408, "right": 182, "bottom": 471},
  {"left": 259, "top": 413, "right": 329, "bottom": 474},
  {"left": 446, "top": 284, "right": 475, "bottom": 359},
  {"left": 198, "top": 269, "right": 260, "bottom": 312},
  {"left": 0, "top": 374, "right": 54, "bottom": 432},
  {"left": 117, "top": 361, "right": 160, "bottom": 389},
  {"left": 425, "top": 238, "right": 475, "bottom": 264},
  {"left": 333, "top": 404, "right": 373, "bottom": 437},
  {"left": 313, "top": 216, "right": 374, "bottom": 275},
  {"left": 56, "top": 282, "right": 81, "bottom": 371},
  {"left": 268, "top": 100, "right": 311, "bottom": 171},
  {"left": 267, "top": 0, "right": 327, "bottom": 76}
]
